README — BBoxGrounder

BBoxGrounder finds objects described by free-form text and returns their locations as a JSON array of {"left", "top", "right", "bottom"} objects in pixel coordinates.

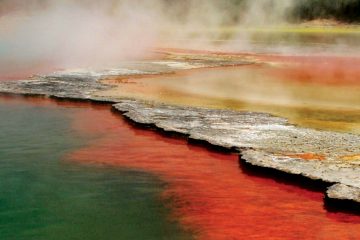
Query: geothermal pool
[
  {"left": 0, "top": 97, "right": 190, "bottom": 240},
  {"left": 1, "top": 96, "right": 360, "bottom": 240}
]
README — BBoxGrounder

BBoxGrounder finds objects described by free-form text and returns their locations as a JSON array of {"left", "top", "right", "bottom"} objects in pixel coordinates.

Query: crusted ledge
[
  {"left": 113, "top": 99, "right": 360, "bottom": 209},
  {"left": 327, "top": 184, "right": 360, "bottom": 203}
]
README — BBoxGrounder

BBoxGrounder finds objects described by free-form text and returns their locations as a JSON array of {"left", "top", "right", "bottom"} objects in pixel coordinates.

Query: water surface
[
  {"left": 1, "top": 96, "right": 360, "bottom": 240},
  {"left": 0, "top": 96, "right": 190, "bottom": 240}
]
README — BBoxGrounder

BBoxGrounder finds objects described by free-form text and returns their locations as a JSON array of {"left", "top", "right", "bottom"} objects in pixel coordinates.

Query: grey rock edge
[
  {"left": 0, "top": 69, "right": 359, "bottom": 211},
  {"left": 113, "top": 100, "right": 360, "bottom": 207}
]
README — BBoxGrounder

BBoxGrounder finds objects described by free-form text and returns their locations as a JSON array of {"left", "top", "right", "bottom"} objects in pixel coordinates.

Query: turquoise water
[{"left": 0, "top": 98, "right": 189, "bottom": 240}]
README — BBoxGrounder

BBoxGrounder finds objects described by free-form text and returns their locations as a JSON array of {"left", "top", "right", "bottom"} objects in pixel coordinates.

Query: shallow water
[{"left": 0, "top": 96, "right": 189, "bottom": 240}]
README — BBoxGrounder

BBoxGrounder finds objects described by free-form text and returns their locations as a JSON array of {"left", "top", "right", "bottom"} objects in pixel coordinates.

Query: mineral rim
[{"left": 0, "top": 57, "right": 359, "bottom": 210}]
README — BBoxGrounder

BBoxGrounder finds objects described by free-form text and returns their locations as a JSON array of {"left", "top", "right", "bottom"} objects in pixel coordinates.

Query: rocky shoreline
[
  {"left": 114, "top": 100, "right": 360, "bottom": 207},
  {"left": 0, "top": 63, "right": 359, "bottom": 213}
]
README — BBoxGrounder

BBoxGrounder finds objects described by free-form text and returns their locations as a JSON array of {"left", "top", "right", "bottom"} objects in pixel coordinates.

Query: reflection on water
[{"left": 0, "top": 97, "right": 190, "bottom": 240}]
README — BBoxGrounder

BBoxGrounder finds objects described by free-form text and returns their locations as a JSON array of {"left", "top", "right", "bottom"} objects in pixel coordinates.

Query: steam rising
[
  {"left": 0, "top": 0, "right": 162, "bottom": 78},
  {"left": 0, "top": 0, "right": 355, "bottom": 79}
]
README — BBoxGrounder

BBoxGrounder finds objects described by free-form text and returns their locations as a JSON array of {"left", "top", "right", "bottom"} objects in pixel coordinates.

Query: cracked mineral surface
[{"left": 0, "top": 57, "right": 359, "bottom": 207}]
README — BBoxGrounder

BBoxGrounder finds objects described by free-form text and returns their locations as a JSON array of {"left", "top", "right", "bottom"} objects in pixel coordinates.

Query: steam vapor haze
[
  {"left": 0, "top": 0, "right": 163, "bottom": 78},
  {"left": 0, "top": 0, "right": 328, "bottom": 79}
]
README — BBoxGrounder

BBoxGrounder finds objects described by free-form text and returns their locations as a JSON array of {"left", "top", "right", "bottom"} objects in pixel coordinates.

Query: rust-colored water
[{"left": 24, "top": 97, "right": 356, "bottom": 240}]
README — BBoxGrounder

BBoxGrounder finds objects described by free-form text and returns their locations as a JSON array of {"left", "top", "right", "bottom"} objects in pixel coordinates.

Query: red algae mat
[{"left": 59, "top": 100, "right": 360, "bottom": 240}]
